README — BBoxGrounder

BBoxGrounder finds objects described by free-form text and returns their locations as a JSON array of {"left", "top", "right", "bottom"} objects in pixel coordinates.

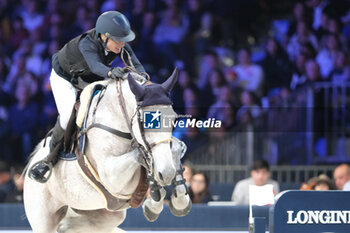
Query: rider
[{"left": 29, "top": 11, "right": 145, "bottom": 183}]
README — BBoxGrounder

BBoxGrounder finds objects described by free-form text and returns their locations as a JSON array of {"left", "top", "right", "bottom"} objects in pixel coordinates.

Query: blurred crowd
[
  {"left": 1, "top": 158, "right": 349, "bottom": 204},
  {"left": 1, "top": 0, "right": 350, "bottom": 167}
]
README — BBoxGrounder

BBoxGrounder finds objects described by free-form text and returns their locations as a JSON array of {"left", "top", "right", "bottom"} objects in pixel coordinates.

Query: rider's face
[{"left": 106, "top": 39, "right": 125, "bottom": 54}]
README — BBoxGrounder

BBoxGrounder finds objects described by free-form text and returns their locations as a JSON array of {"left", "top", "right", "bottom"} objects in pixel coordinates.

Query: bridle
[
  {"left": 115, "top": 78, "right": 173, "bottom": 179},
  {"left": 83, "top": 77, "right": 174, "bottom": 201},
  {"left": 84, "top": 49, "right": 174, "bottom": 201}
]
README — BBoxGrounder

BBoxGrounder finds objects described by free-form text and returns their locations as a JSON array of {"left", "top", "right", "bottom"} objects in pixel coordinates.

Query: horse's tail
[{"left": 21, "top": 139, "right": 46, "bottom": 178}]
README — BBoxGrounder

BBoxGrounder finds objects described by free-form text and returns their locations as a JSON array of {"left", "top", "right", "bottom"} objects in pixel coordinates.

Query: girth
[{"left": 75, "top": 145, "right": 149, "bottom": 211}]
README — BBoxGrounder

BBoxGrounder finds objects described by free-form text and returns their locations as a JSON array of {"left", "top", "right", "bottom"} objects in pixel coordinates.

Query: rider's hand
[{"left": 109, "top": 67, "right": 127, "bottom": 79}]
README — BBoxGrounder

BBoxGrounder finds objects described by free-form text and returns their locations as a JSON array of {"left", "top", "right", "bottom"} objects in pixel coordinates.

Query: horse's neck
[
  {"left": 92, "top": 80, "right": 136, "bottom": 134},
  {"left": 83, "top": 80, "right": 141, "bottom": 195}
]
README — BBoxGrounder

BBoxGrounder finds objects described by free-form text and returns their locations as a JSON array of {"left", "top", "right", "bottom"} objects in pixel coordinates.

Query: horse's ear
[
  {"left": 128, "top": 73, "right": 145, "bottom": 100},
  {"left": 161, "top": 67, "right": 178, "bottom": 93}
]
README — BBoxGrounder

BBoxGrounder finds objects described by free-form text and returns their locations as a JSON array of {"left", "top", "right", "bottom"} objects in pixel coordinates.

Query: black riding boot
[{"left": 28, "top": 119, "right": 65, "bottom": 183}]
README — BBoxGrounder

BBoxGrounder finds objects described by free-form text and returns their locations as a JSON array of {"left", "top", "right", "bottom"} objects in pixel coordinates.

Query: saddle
[{"left": 59, "top": 81, "right": 149, "bottom": 211}]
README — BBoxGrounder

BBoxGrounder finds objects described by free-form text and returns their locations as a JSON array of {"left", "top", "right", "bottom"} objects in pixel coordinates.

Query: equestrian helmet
[{"left": 96, "top": 11, "right": 135, "bottom": 42}]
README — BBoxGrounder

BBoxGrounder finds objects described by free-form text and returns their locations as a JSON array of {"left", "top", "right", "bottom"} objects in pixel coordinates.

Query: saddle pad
[
  {"left": 76, "top": 80, "right": 110, "bottom": 128},
  {"left": 58, "top": 152, "right": 77, "bottom": 161}
]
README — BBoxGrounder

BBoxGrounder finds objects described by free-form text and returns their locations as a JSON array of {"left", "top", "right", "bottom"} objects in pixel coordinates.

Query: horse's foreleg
[
  {"left": 169, "top": 178, "right": 192, "bottom": 217},
  {"left": 169, "top": 137, "right": 192, "bottom": 217},
  {"left": 142, "top": 187, "right": 166, "bottom": 222}
]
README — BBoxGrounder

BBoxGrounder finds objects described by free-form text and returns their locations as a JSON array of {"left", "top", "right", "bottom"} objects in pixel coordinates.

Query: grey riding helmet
[{"left": 96, "top": 11, "right": 135, "bottom": 42}]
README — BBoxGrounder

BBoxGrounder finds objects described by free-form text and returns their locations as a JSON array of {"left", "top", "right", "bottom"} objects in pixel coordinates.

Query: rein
[
  {"left": 120, "top": 48, "right": 150, "bottom": 80},
  {"left": 79, "top": 48, "right": 173, "bottom": 202}
]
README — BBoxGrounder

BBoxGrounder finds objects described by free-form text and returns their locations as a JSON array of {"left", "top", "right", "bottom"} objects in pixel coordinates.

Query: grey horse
[{"left": 23, "top": 69, "right": 191, "bottom": 233}]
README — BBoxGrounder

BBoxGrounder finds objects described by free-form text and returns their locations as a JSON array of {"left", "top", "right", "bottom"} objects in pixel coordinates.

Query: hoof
[
  {"left": 169, "top": 197, "right": 192, "bottom": 217},
  {"left": 142, "top": 204, "right": 160, "bottom": 222}
]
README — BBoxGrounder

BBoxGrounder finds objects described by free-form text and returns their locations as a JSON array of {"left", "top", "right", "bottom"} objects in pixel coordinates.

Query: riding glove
[{"left": 109, "top": 67, "right": 128, "bottom": 79}]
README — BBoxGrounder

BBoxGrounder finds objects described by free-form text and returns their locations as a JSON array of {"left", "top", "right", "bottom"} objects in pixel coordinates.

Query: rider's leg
[
  {"left": 28, "top": 118, "right": 65, "bottom": 182},
  {"left": 29, "top": 69, "right": 77, "bottom": 183}
]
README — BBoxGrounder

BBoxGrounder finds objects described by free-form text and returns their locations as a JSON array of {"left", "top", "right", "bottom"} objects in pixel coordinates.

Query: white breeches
[{"left": 50, "top": 68, "right": 77, "bottom": 130}]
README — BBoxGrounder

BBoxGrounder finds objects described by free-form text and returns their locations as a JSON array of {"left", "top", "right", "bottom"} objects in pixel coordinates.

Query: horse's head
[{"left": 127, "top": 68, "right": 178, "bottom": 186}]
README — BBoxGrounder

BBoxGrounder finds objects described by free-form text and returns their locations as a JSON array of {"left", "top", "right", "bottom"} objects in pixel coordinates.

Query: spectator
[
  {"left": 232, "top": 48, "right": 264, "bottom": 97},
  {"left": 41, "top": 40, "right": 61, "bottom": 76},
  {"left": 8, "top": 17, "right": 29, "bottom": 52},
  {"left": 19, "top": 71, "right": 40, "bottom": 100},
  {"left": 0, "top": 106, "right": 11, "bottom": 163},
  {"left": 306, "top": 0, "right": 329, "bottom": 31},
  {"left": 4, "top": 166, "right": 24, "bottom": 203},
  {"left": 231, "top": 160, "right": 279, "bottom": 205},
  {"left": 329, "top": 51, "right": 350, "bottom": 83},
  {"left": 0, "top": 56, "right": 9, "bottom": 86},
  {"left": 134, "top": 12, "right": 157, "bottom": 65},
  {"left": 192, "top": 12, "right": 215, "bottom": 55},
  {"left": 342, "top": 9, "right": 350, "bottom": 41},
  {"left": 181, "top": 126, "right": 208, "bottom": 156},
  {"left": 67, "top": 6, "right": 91, "bottom": 38},
  {"left": 236, "top": 90, "right": 262, "bottom": 124},
  {"left": 296, "top": 59, "right": 324, "bottom": 89},
  {"left": 189, "top": 172, "right": 213, "bottom": 204},
  {"left": 207, "top": 86, "right": 235, "bottom": 127},
  {"left": 0, "top": 161, "right": 15, "bottom": 203},
  {"left": 130, "top": 0, "right": 148, "bottom": 33},
  {"left": 183, "top": 86, "right": 199, "bottom": 109},
  {"left": 260, "top": 37, "right": 292, "bottom": 95},
  {"left": 287, "top": 2, "right": 312, "bottom": 38},
  {"left": 39, "top": 74, "right": 57, "bottom": 135},
  {"left": 327, "top": 17, "right": 348, "bottom": 50},
  {"left": 203, "top": 68, "right": 226, "bottom": 103},
  {"left": 316, "top": 34, "right": 340, "bottom": 78},
  {"left": 305, "top": 59, "right": 325, "bottom": 82},
  {"left": 287, "top": 20, "right": 318, "bottom": 61},
  {"left": 207, "top": 126, "right": 230, "bottom": 164},
  {"left": 300, "top": 176, "right": 319, "bottom": 190},
  {"left": 182, "top": 86, "right": 207, "bottom": 118},
  {"left": 2, "top": 55, "right": 27, "bottom": 95},
  {"left": 333, "top": 164, "right": 350, "bottom": 190},
  {"left": 172, "top": 69, "right": 193, "bottom": 111},
  {"left": 8, "top": 82, "right": 39, "bottom": 163},
  {"left": 300, "top": 174, "right": 336, "bottom": 190},
  {"left": 186, "top": 0, "right": 205, "bottom": 34},
  {"left": 197, "top": 51, "right": 220, "bottom": 90},
  {"left": 182, "top": 163, "right": 195, "bottom": 187},
  {"left": 290, "top": 53, "right": 307, "bottom": 90},
  {"left": 152, "top": 8, "right": 189, "bottom": 68},
  {"left": 20, "top": 0, "right": 44, "bottom": 32},
  {"left": 314, "top": 12, "right": 329, "bottom": 40},
  {"left": 314, "top": 174, "right": 336, "bottom": 191}
]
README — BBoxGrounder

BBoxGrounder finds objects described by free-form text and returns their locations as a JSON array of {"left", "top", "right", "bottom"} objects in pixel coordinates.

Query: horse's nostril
[{"left": 158, "top": 172, "right": 164, "bottom": 181}]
